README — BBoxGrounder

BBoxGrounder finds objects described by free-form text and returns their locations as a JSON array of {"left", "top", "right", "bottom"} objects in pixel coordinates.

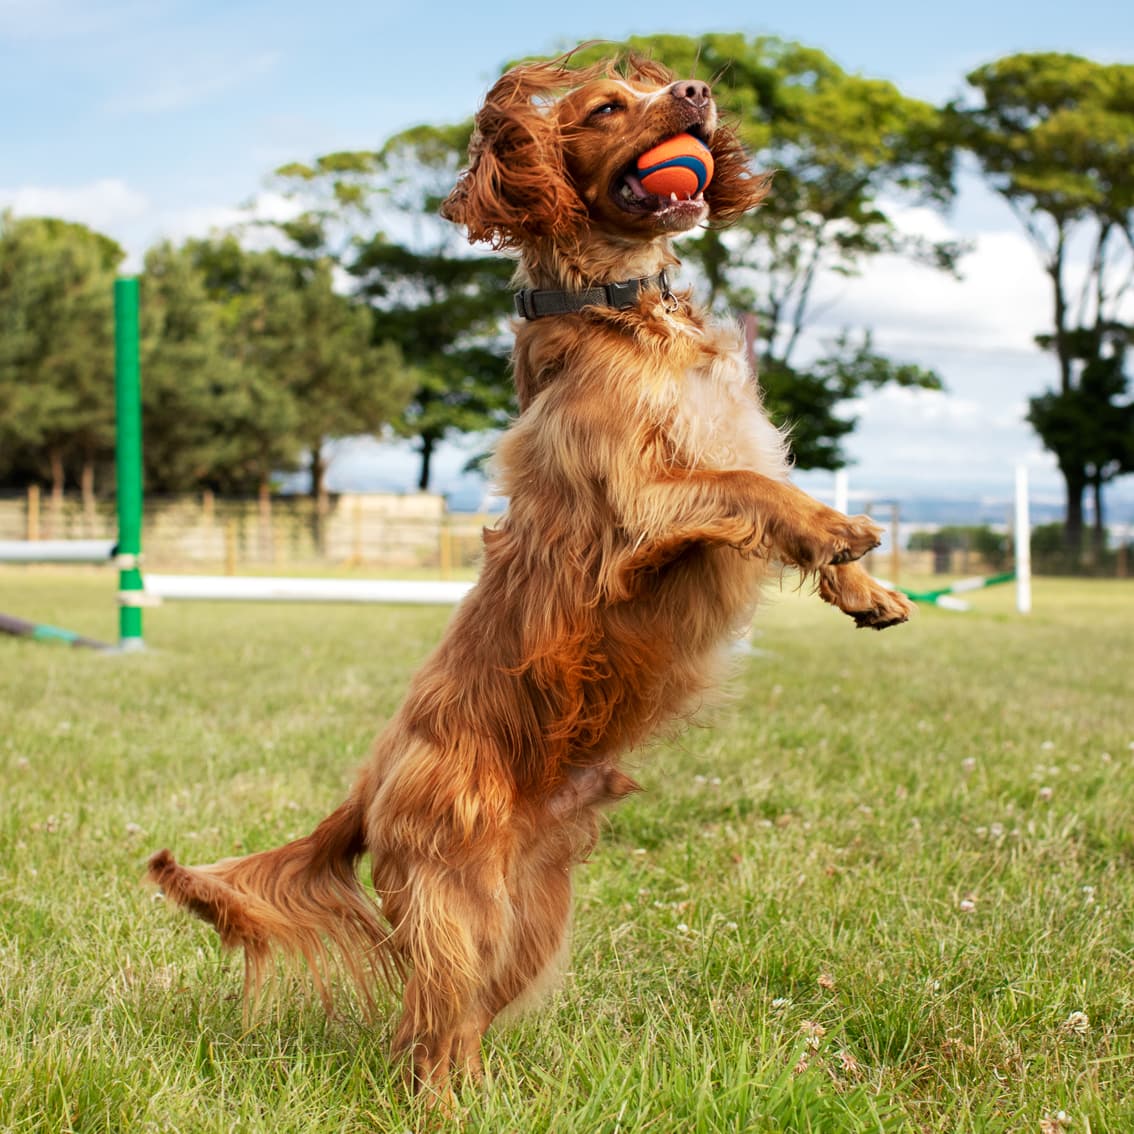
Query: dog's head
[{"left": 441, "top": 54, "right": 770, "bottom": 254}]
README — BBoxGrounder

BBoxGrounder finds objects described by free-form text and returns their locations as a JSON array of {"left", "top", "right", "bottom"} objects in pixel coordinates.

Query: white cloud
[
  {"left": 1, "top": 180, "right": 302, "bottom": 271},
  {"left": 808, "top": 208, "right": 1051, "bottom": 355},
  {"left": 150, "top": 191, "right": 301, "bottom": 246},
  {"left": 0, "top": 178, "right": 149, "bottom": 230}
]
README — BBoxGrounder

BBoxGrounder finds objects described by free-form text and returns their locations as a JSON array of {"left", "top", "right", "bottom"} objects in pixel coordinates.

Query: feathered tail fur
[{"left": 146, "top": 795, "right": 396, "bottom": 1013}]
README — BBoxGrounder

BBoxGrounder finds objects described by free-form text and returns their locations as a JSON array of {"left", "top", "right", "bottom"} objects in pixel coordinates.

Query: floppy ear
[
  {"left": 704, "top": 122, "right": 773, "bottom": 226},
  {"left": 441, "top": 61, "right": 595, "bottom": 250}
]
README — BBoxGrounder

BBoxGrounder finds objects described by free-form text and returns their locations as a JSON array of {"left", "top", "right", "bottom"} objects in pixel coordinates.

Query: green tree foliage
[
  {"left": 186, "top": 237, "right": 412, "bottom": 501},
  {"left": 140, "top": 241, "right": 303, "bottom": 494},
  {"left": 952, "top": 53, "right": 1134, "bottom": 557},
  {"left": 571, "top": 35, "right": 955, "bottom": 468},
  {"left": 0, "top": 213, "right": 123, "bottom": 502},
  {"left": 273, "top": 131, "right": 515, "bottom": 491},
  {"left": 269, "top": 37, "right": 959, "bottom": 483},
  {"left": 139, "top": 237, "right": 412, "bottom": 501}
]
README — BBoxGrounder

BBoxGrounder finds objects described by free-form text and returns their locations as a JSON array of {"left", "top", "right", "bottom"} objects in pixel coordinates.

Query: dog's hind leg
[
  {"left": 452, "top": 774, "right": 640, "bottom": 1071},
  {"left": 383, "top": 853, "right": 513, "bottom": 1096}
]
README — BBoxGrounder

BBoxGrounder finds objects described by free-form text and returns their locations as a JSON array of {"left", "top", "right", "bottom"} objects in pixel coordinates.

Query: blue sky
[{"left": 2, "top": 0, "right": 1132, "bottom": 519}]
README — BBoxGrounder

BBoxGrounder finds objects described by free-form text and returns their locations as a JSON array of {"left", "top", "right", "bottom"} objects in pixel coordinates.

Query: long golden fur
[{"left": 148, "top": 52, "right": 912, "bottom": 1097}]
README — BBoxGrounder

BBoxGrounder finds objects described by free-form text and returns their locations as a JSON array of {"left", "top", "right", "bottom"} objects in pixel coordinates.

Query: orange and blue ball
[{"left": 635, "top": 134, "right": 715, "bottom": 199}]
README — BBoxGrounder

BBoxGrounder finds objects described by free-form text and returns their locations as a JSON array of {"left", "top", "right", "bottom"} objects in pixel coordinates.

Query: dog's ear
[
  {"left": 704, "top": 122, "right": 774, "bottom": 226},
  {"left": 441, "top": 61, "right": 591, "bottom": 250}
]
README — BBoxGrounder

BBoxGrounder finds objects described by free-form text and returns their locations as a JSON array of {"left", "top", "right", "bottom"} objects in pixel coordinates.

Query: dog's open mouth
[{"left": 611, "top": 128, "right": 712, "bottom": 219}]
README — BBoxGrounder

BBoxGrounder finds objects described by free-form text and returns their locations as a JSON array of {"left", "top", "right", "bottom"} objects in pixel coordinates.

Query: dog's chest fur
[{"left": 653, "top": 318, "right": 790, "bottom": 481}]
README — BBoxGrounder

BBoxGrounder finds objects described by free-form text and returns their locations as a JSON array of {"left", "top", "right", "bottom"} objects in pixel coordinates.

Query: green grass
[{"left": 1, "top": 570, "right": 1132, "bottom": 1132}]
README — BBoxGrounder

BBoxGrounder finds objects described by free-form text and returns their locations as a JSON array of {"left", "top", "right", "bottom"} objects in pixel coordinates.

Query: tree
[
  {"left": 186, "top": 237, "right": 413, "bottom": 502},
  {"left": 0, "top": 213, "right": 123, "bottom": 508},
  {"left": 952, "top": 53, "right": 1134, "bottom": 557},
  {"left": 568, "top": 35, "right": 956, "bottom": 468},
  {"left": 272, "top": 128, "right": 516, "bottom": 492},
  {"left": 352, "top": 224, "right": 514, "bottom": 491},
  {"left": 1027, "top": 325, "right": 1134, "bottom": 559},
  {"left": 140, "top": 240, "right": 304, "bottom": 494}
]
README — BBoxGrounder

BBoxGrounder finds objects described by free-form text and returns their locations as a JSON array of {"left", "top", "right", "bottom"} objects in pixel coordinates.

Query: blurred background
[{"left": 2, "top": 2, "right": 1131, "bottom": 581}]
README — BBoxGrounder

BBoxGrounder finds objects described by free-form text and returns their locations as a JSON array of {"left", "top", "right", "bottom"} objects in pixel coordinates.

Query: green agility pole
[{"left": 114, "top": 277, "right": 145, "bottom": 650}]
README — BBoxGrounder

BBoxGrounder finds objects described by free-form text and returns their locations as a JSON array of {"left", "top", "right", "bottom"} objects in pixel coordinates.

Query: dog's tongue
[{"left": 622, "top": 170, "right": 649, "bottom": 200}]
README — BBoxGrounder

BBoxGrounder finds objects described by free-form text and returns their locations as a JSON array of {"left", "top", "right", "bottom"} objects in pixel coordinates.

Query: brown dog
[{"left": 148, "top": 53, "right": 911, "bottom": 1098}]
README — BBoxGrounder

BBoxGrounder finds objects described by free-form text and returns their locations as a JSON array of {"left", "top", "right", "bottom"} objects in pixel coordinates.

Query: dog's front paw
[
  {"left": 818, "top": 562, "right": 912, "bottom": 630},
  {"left": 827, "top": 514, "right": 884, "bottom": 565},
  {"left": 788, "top": 512, "right": 882, "bottom": 571},
  {"left": 848, "top": 586, "right": 914, "bottom": 630}
]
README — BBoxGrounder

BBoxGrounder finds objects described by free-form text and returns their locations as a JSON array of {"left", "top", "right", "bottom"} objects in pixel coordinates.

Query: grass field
[{"left": 1, "top": 570, "right": 1132, "bottom": 1133}]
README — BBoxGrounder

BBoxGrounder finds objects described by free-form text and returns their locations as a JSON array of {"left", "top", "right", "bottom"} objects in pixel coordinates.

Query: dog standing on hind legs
[{"left": 147, "top": 51, "right": 913, "bottom": 1098}]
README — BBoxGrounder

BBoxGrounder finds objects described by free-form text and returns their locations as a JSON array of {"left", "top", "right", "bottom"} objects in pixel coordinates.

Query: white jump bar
[
  {"left": 143, "top": 574, "right": 474, "bottom": 605},
  {"left": 0, "top": 539, "right": 116, "bottom": 563}
]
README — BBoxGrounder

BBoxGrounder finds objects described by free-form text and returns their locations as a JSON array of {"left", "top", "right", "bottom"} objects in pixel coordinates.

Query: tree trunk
[
  {"left": 1062, "top": 467, "right": 1086, "bottom": 564},
  {"left": 309, "top": 446, "right": 326, "bottom": 501},
  {"left": 1090, "top": 477, "right": 1106, "bottom": 562},
  {"left": 309, "top": 445, "right": 328, "bottom": 555},
  {"left": 49, "top": 447, "right": 65, "bottom": 538},
  {"left": 1048, "top": 238, "right": 1073, "bottom": 395},
  {"left": 258, "top": 478, "right": 274, "bottom": 563},
  {"left": 417, "top": 434, "right": 435, "bottom": 493},
  {"left": 80, "top": 456, "right": 96, "bottom": 535}
]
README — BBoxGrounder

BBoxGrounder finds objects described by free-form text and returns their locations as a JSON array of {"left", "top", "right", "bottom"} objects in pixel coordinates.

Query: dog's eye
[{"left": 588, "top": 101, "right": 623, "bottom": 119}]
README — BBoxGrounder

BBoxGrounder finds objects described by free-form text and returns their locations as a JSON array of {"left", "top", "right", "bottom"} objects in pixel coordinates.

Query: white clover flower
[{"left": 1061, "top": 1011, "right": 1090, "bottom": 1036}]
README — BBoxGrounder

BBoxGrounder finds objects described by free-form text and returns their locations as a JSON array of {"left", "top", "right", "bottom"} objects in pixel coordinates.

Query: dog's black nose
[{"left": 668, "top": 80, "right": 712, "bottom": 109}]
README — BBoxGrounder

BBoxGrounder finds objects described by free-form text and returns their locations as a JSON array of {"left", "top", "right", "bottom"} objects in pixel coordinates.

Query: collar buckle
[{"left": 603, "top": 278, "right": 639, "bottom": 308}]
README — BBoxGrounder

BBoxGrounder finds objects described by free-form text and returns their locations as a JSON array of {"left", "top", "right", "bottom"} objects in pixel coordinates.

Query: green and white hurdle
[
  {"left": 852, "top": 464, "right": 1032, "bottom": 615},
  {"left": 0, "top": 278, "right": 145, "bottom": 650},
  {"left": 900, "top": 465, "right": 1031, "bottom": 614},
  {"left": 899, "top": 571, "right": 1019, "bottom": 612},
  {"left": 0, "top": 278, "right": 471, "bottom": 651}
]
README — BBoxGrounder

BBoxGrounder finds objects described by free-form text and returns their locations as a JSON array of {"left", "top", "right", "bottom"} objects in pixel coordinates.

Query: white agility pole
[
  {"left": 0, "top": 539, "right": 116, "bottom": 564},
  {"left": 141, "top": 575, "right": 474, "bottom": 605},
  {"left": 1014, "top": 463, "right": 1032, "bottom": 615}
]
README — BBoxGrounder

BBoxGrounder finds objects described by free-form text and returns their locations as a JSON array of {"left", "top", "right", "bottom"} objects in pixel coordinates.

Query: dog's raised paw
[
  {"left": 851, "top": 588, "right": 914, "bottom": 630},
  {"left": 830, "top": 514, "right": 883, "bottom": 565}
]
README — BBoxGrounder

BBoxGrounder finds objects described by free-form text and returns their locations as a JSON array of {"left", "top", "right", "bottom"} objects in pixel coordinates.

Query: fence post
[
  {"left": 114, "top": 278, "right": 145, "bottom": 650},
  {"left": 889, "top": 502, "right": 901, "bottom": 585},
  {"left": 26, "top": 484, "right": 40, "bottom": 541},
  {"left": 258, "top": 482, "right": 274, "bottom": 564},
  {"left": 439, "top": 517, "right": 453, "bottom": 579},
  {"left": 1014, "top": 464, "right": 1032, "bottom": 615}
]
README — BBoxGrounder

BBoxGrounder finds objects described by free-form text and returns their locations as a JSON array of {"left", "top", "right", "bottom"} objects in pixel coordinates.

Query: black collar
[{"left": 514, "top": 270, "right": 671, "bottom": 320}]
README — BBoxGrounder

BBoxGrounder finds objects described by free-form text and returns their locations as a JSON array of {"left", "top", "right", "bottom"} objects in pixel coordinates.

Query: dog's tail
[{"left": 146, "top": 793, "right": 395, "bottom": 1013}]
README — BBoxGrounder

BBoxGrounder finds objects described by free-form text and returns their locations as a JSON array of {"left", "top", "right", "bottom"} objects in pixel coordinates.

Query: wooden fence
[{"left": 0, "top": 489, "right": 492, "bottom": 573}]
